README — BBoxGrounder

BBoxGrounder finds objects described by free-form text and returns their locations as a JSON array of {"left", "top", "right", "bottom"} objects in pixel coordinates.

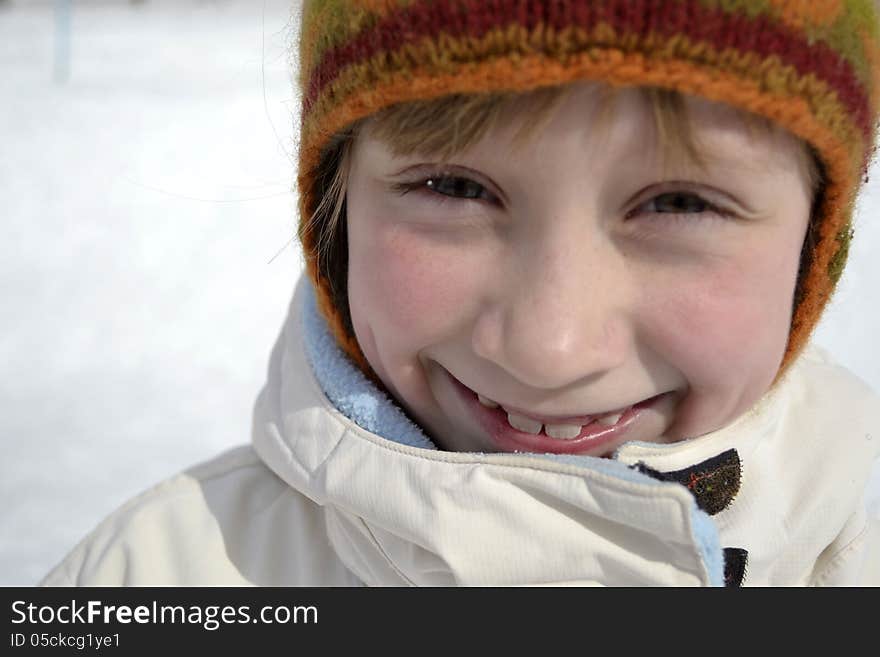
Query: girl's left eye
[{"left": 634, "top": 191, "right": 725, "bottom": 220}]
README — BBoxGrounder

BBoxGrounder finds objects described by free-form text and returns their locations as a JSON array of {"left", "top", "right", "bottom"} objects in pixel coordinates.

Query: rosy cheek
[
  {"left": 350, "top": 221, "right": 479, "bottom": 345},
  {"left": 651, "top": 257, "right": 794, "bottom": 389}
]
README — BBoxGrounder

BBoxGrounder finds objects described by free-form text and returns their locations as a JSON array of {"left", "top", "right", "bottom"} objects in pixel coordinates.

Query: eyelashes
[
  {"left": 629, "top": 191, "right": 730, "bottom": 224},
  {"left": 389, "top": 172, "right": 730, "bottom": 224},
  {"left": 389, "top": 174, "right": 498, "bottom": 206}
]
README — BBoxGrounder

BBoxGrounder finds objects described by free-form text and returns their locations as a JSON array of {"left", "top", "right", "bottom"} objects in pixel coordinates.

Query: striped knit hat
[{"left": 296, "top": 0, "right": 880, "bottom": 383}]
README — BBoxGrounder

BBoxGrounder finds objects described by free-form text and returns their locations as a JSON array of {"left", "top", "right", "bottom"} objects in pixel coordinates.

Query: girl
[{"left": 44, "top": 0, "right": 880, "bottom": 586}]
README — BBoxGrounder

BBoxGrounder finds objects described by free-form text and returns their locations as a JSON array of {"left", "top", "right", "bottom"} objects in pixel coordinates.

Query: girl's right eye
[{"left": 391, "top": 174, "right": 498, "bottom": 204}]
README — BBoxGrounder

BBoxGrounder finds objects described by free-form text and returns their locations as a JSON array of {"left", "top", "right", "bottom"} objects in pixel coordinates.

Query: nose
[{"left": 470, "top": 225, "right": 631, "bottom": 390}]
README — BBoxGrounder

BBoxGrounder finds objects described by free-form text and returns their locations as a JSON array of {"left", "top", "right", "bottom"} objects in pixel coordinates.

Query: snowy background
[{"left": 1, "top": 0, "right": 878, "bottom": 586}]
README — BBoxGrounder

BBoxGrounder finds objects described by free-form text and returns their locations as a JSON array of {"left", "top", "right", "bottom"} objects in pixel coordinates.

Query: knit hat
[{"left": 295, "top": 0, "right": 880, "bottom": 384}]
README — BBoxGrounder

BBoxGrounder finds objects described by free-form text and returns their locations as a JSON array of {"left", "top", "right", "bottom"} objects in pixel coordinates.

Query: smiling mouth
[
  {"left": 443, "top": 369, "right": 667, "bottom": 454},
  {"left": 473, "top": 393, "right": 632, "bottom": 439}
]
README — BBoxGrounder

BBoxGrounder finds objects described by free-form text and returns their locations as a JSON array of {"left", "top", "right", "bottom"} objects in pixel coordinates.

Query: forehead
[{"left": 491, "top": 83, "right": 808, "bottom": 179}]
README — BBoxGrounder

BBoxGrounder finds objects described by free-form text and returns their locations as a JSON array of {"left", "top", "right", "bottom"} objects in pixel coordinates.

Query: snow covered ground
[{"left": 2, "top": 0, "right": 878, "bottom": 586}]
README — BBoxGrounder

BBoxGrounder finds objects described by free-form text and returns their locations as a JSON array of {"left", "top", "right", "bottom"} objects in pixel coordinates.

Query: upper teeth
[
  {"left": 544, "top": 422, "right": 584, "bottom": 439},
  {"left": 505, "top": 412, "right": 543, "bottom": 434},
  {"left": 477, "top": 393, "right": 624, "bottom": 439},
  {"left": 596, "top": 412, "right": 623, "bottom": 426}
]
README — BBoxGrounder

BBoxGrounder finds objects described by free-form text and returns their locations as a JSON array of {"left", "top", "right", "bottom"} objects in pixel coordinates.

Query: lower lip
[{"left": 446, "top": 371, "right": 665, "bottom": 455}]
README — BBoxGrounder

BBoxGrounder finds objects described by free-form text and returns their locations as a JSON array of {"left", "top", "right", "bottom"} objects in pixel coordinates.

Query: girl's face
[{"left": 345, "top": 83, "right": 812, "bottom": 456}]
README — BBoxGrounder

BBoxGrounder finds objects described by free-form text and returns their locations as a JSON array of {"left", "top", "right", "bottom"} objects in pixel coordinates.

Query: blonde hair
[{"left": 305, "top": 85, "right": 825, "bottom": 336}]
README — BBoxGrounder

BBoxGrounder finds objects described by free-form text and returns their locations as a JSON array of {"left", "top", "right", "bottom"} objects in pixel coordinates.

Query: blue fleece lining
[
  {"left": 300, "top": 283, "right": 723, "bottom": 585},
  {"left": 301, "top": 283, "right": 437, "bottom": 450}
]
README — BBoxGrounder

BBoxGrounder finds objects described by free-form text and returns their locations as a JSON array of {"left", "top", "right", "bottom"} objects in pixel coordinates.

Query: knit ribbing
[{"left": 303, "top": 0, "right": 873, "bottom": 143}]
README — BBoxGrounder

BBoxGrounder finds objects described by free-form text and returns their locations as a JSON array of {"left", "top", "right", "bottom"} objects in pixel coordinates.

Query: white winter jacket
[{"left": 41, "top": 277, "right": 880, "bottom": 586}]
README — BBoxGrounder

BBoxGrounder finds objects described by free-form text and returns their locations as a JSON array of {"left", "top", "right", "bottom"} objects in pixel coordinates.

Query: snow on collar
[{"left": 300, "top": 280, "right": 436, "bottom": 450}]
